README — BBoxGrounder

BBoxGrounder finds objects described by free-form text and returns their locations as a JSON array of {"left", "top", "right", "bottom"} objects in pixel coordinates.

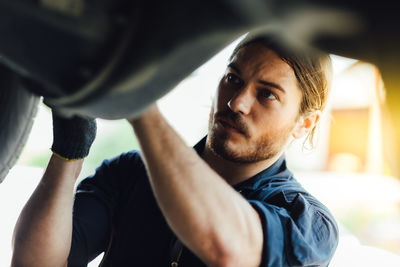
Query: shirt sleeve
[
  {"left": 248, "top": 193, "right": 338, "bottom": 267},
  {"left": 67, "top": 153, "right": 132, "bottom": 267}
]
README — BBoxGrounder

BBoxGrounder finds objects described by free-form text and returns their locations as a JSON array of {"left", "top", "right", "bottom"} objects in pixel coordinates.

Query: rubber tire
[{"left": 0, "top": 65, "right": 39, "bottom": 183}]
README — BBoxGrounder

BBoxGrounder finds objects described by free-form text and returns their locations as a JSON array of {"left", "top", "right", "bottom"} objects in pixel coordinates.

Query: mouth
[{"left": 217, "top": 118, "right": 245, "bottom": 135}]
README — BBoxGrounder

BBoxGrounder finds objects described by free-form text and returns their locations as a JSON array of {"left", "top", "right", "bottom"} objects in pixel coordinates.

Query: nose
[{"left": 227, "top": 86, "right": 254, "bottom": 115}]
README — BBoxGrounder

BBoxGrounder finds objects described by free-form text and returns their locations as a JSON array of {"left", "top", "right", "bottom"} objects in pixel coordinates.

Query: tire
[{"left": 0, "top": 65, "right": 39, "bottom": 183}]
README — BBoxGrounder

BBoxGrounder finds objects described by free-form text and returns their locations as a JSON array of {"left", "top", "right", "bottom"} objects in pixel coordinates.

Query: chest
[{"left": 100, "top": 177, "right": 205, "bottom": 266}]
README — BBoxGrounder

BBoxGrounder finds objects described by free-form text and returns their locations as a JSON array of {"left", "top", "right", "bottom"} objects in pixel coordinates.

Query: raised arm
[
  {"left": 129, "top": 105, "right": 263, "bottom": 267},
  {"left": 11, "top": 113, "right": 96, "bottom": 267}
]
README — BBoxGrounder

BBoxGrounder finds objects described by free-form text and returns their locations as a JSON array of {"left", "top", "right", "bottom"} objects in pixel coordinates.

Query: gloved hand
[{"left": 51, "top": 111, "right": 97, "bottom": 161}]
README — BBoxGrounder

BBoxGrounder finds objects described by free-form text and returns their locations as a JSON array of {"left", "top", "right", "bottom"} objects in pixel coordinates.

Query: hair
[{"left": 229, "top": 34, "right": 333, "bottom": 148}]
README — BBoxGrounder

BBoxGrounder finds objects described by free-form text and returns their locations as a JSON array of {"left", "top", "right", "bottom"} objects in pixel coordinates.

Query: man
[{"left": 11, "top": 35, "right": 338, "bottom": 267}]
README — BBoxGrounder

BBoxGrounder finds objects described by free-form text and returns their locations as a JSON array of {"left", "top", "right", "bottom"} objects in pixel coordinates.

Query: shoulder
[
  {"left": 249, "top": 173, "right": 337, "bottom": 233},
  {"left": 92, "top": 150, "right": 147, "bottom": 178},
  {"left": 77, "top": 150, "right": 147, "bottom": 194},
  {"left": 100, "top": 150, "right": 144, "bottom": 169},
  {"left": 243, "top": 174, "right": 338, "bottom": 266}
]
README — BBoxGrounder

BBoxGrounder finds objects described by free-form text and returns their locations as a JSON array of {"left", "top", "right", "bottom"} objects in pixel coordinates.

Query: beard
[{"left": 207, "top": 107, "right": 295, "bottom": 164}]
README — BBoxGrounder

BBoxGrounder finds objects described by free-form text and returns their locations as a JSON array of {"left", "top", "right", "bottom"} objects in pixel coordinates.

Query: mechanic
[{"left": 11, "top": 35, "right": 338, "bottom": 267}]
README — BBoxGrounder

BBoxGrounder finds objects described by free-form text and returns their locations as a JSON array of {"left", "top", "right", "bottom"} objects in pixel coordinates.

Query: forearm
[
  {"left": 12, "top": 154, "right": 82, "bottom": 267},
  {"left": 130, "top": 106, "right": 262, "bottom": 266}
]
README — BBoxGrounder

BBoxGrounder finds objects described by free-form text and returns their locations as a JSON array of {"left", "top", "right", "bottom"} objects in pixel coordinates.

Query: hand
[{"left": 51, "top": 111, "right": 97, "bottom": 160}]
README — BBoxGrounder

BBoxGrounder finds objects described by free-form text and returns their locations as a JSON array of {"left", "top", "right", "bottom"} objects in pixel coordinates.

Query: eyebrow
[
  {"left": 228, "top": 63, "right": 241, "bottom": 74},
  {"left": 228, "top": 63, "right": 286, "bottom": 93},
  {"left": 258, "top": 80, "right": 286, "bottom": 93}
]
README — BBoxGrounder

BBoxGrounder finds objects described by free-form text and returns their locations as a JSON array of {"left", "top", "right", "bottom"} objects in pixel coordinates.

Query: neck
[{"left": 201, "top": 139, "right": 282, "bottom": 186}]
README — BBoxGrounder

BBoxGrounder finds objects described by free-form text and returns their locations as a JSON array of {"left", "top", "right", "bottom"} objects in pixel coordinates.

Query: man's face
[{"left": 207, "top": 42, "right": 303, "bottom": 163}]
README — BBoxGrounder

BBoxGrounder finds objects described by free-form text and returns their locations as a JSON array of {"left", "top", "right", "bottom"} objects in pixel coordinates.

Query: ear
[{"left": 291, "top": 110, "right": 321, "bottom": 139}]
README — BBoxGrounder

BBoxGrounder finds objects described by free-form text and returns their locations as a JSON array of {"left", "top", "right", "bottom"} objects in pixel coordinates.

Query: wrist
[
  {"left": 128, "top": 104, "right": 160, "bottom": 127},
  {"left": 51, "top": 151, "right": 87, "bottom": 162},
  {"left": 49, "top": 153, "right": 84, "bottom": 180}
]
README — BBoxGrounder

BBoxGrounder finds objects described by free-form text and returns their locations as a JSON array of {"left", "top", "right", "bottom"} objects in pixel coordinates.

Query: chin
[{"left": 208, "top": 133, "right": 276, "bottom": 164}]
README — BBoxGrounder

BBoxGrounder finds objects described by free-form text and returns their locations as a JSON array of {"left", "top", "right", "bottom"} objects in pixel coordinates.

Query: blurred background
[{"left": 1, "top": 38, "right": 399, "bottom": 266}]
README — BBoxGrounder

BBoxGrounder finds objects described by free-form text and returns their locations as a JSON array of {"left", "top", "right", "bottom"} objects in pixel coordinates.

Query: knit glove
[{"left": 51, "top": 111, "right": 97, "bottom": 161}]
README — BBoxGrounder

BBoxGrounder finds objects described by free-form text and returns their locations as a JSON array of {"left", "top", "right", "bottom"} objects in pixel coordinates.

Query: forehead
[{"left": 230, "top": 42, "right": 297, "bottom": 86}]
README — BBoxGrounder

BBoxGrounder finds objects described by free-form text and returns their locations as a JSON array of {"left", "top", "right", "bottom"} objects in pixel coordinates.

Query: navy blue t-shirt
[{"left": 68, "top": 138, "right": 338, "bottom": 266}]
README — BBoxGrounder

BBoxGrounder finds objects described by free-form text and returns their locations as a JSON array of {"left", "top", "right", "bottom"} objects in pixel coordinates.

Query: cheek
[
  {"left": 254, "top": 114, "right": 275, "bottom": 135},
  {"left": 270, "top": 93, "right": 301, "bottom": 122},
  {"left": 253, "top": 105, "right": 295, "bottom": 135}
]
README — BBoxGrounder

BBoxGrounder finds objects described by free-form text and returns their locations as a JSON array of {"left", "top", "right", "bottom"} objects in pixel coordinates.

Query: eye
[
  {"left": 260, "top": 89, "right": 277, "bottom": 100},
  {"left": 226, "top": 73, "right": 242, "bottom": 85}
]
